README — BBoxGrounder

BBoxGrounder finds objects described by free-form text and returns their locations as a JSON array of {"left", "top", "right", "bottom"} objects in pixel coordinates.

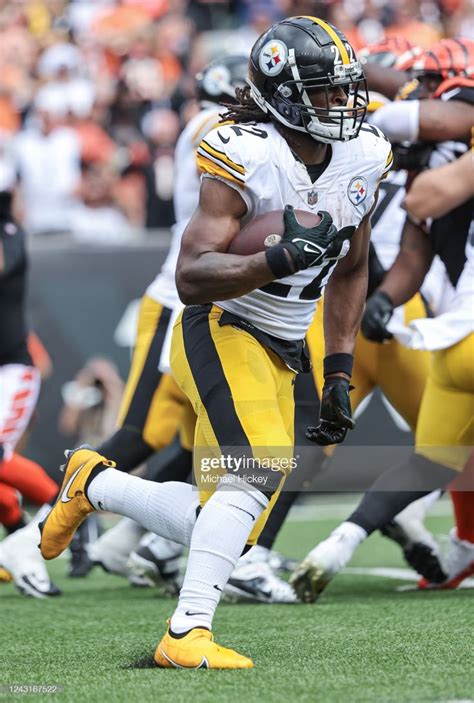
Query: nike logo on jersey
[
  {"left": 159, "top": 649, "right": 209, "bottom": 669},
  {"left": 229, "top": 504, "right": 256, "bottom": 521},
  {"left": 60, "top": 465, "right": 86, "bottom": 503},
  {"left": 218, "top": 131, "right": 230, "bottom": 144}
]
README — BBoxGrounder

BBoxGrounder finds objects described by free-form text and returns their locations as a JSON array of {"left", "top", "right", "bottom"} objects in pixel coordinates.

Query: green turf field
[{"left": 1, "top": 498, "right": 473, "bottom": 703}]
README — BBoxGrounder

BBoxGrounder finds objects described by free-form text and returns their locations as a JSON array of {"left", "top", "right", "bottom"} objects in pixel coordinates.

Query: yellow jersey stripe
[
  {"left": 301, "top": 16, "right": 350, "bottom": 65},
  {"left": 385, "top": 149, "right": 394, "bottom": 167},
  {"left": 196, "top": 148, "right": 246, "bottom": 183},
  {"left": 197, "top": 154, "right": 245, "bottom": 189},
  {"left": 199, "top": 140, "right": 246, "bottom": 175}
]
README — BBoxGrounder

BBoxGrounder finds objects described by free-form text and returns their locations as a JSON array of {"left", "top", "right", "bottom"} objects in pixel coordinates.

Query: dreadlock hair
[{"left": 220, "top": 85, "right": 271, "bottom": 124}]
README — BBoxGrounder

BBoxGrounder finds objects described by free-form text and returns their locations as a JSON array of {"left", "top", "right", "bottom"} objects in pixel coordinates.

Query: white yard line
[
  {"left": 342, "top": 566, "right": 474, "bottom": 589},
  {"left": 287, "top": 494, "right": 453, "bottom": 522}
]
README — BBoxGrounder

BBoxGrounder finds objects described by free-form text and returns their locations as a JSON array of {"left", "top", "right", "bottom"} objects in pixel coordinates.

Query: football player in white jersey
[
  {"left": 291, "top": 38, "right": 474, "bottom": 602},
  {"left": 39, "top": 16, "right": 391, "bottom": 669}
]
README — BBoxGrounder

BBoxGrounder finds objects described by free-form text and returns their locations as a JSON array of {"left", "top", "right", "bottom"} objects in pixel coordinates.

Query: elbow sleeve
[{"left": 371, "top": 101, "right": 420, "bottom": 143}]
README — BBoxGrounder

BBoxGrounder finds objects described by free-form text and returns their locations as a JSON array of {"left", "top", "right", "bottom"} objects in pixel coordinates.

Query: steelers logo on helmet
[
  {"left": 259, "top": 40, "right": 288, "bottom": 77},
  {"left": 347, "top": 176, "right": 368, "bottom": 206},
  {"left": 202, "top": 65, "right": 232, "bottom": 96}
]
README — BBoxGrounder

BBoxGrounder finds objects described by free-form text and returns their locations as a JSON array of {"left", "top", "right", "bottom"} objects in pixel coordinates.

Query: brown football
[{"left": 227, "top": 209, "right": 322, "bottom": 256}]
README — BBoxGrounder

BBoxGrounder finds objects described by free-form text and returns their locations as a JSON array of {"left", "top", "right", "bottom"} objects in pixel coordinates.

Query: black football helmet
[
  {"left": 248, "top": 16, "right": 368, "bottom": 143},
  {"left": 196, "top": 54, "right": 249, "bottom": 106}
]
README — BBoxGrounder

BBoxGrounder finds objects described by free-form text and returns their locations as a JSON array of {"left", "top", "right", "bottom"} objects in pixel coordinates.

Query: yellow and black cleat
[
  {"left": 39, "top": 446, "right": 115, "bottom": 561},
  {"left": 154, "top": 626, "right": 254, "bottom": 670}
]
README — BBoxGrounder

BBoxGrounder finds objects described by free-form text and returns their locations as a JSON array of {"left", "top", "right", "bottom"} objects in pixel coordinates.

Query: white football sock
[
  {"left": 87, "top": 469, "right": 199, "bottom": 547},
  {"left": 335, "top": 521, "right": 368, "bottom": 547},
  {"left": 170, "top": 477, "right": 269, "bottom": 634},
  {"left": 394, "top": 489, "right": 442, "bottom": 526}
]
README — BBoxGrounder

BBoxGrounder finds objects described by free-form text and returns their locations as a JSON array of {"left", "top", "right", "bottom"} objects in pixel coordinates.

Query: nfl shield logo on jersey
[
  {"left": 307, "top": 190, "right": 318, "bottom": 206},
  {"left": 348, "top": 177, "right": 368, "bottom": 206}
]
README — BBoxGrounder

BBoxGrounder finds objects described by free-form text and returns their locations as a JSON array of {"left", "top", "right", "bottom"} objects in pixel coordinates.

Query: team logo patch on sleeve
[
  {"left": 259, "top": 40, "right": 288, "bottom": 76},
  {"left": 348, "top": 176, "right": 368, "bottom": 206}
]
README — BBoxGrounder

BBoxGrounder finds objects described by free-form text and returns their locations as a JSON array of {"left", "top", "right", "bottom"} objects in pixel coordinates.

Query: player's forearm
[
  {"left": 405, "top": 153, "right": 473, "bottom": 220},
  {"left": 176, "top": 251, "right": 275, "bottom": 304},
  {"left": 363, "top": 63, "right": 408, "bottom": 100},
  {"left": 323, "top": 265, "right": 368, "bottom": 356},
  {"left": 378, "top": 220, "right": 433, "bottom": 307}
]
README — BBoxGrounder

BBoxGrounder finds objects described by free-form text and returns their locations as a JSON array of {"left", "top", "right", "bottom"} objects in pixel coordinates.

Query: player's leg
[
  {"left": 97, "top": 296, "right": 186, "bottom": 471},
  {"left": 418, "top": 487, "right": 474, "bottom": 590},
  {"left": 0, "top": 483, "right": 23, "bottom": 582},
  {"left": 155, "top": 305, "right": 294, "bottom": 667},
  {"left": 372, "top": 299, "right": 442, "bottom": 567},
  {"left": 415, "top": 336, "right": 474, "bottom": 588},
  {"left": 446, "top": 454, "right": 474, "bottom": 585},
  {"left": 291, "top": 338, "right": 472, "bottom": 601},
  {"left": 0, "top": 482, "right": 24, "bottom": 534},
  {"left": 226, "top": 360, "right": 304, "bottom": 604},
  {"left": 0, "top": 364, "right": 60, "bottom": 596},
  {"left": 127, "top": 407, "right": 196, "bottom": 590},
  {"left": 0, "top": 498, "right": 61, "bottom": 598},
  {"left": 39, "top": 306, "right": 201, "bottom": 555},
  {"left": 0, "top": 453, "right": 58, "bottom": 505},
  {"left": 89, "top": 297, "right": 191, "bottom": 575}
]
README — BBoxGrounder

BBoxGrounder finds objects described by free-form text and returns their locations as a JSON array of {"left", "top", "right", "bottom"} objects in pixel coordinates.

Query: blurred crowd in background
[{"left": 0, "top": 0, "right": 471, "bottom": 243}]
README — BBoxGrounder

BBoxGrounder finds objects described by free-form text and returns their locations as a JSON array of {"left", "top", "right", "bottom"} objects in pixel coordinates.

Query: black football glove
[
  {"left": 306, "top": 377, "right": 355, "bottom": 446},
  {"left": 280, "top": 205, "right": 352, "bottom": 271},
  {"left": 361, "top": 290, "right": 394, "bottom": 343}
]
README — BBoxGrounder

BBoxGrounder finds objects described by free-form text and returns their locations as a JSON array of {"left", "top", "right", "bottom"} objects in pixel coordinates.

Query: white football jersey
[
  {"left": 370, "top": 169, "right": 446, "bottom": 312},
  {"left": 197, "top": 121, "right": 392, "bottom": 340},
  {"left": 146, "top": 107, "right": 222, "bottom": 308},
  {"left": 390, "top": 226, "right": 473, "bottom": 351}
]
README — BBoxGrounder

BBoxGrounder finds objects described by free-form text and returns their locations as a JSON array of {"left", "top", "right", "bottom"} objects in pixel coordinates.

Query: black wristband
[
  {"left": 323, "top": 353, "right": 353, "bottom": 378},
  {"left": 265, "top": 245, "right": 295, "bottom": 279},
  {"left": 375, "top": 290, "right": 394, "bottom": 307}
]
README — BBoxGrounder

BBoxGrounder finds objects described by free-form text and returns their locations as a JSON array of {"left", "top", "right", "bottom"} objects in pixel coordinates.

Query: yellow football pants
[
  {"left": 307, "top": 294, "right": 430, "bottom": 431},
  {"left": 170, "top": 304, "right": 295, "bottom": 545},
  {"left": 117, "top": 295, "right": 195, "bottom": 452},
  {"left": 416, "top": 333, "right": 474, "bottom": 471}
]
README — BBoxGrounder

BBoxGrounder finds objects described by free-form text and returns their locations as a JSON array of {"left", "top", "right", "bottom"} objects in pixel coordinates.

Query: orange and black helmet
[
  {"left": 360, "top": 36, "right": 421, "bottom": 71},
  {"left": 412, "top": 38, "right": 474, "bottom": 97}
]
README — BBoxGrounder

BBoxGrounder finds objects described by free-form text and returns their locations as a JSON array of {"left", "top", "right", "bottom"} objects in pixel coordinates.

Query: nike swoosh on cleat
[
  {"left": 185, "top": 610, "right": 208, "bottom": 616},
  {"left": 228, "top": 504, "right": 255, "bottom": 521},
  {"left": 60, "top": 464, "right": 86, "bottom": 503},
  {"left": 158, "top": 649, "right": 208, "bottom": 669}
]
